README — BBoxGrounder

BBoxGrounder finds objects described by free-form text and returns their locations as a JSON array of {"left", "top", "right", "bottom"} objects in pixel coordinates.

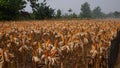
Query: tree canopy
[
  {"left": 0, "top": 0, "right": 26, "bottom": 20},
  {"left": 28, "top": 0, "right": 54, "bottom": 20},
  {"left": 92, "top": 6, "right": 104, "bottom": 18},
  {"left": 0, "top": 1, "right": 120, "bottom": 20},
  {"left": 56, "top": 9, "right": 62, "bottom": 19},
  {"left": 80, "top": 2, "right": 92, "bottom": 19}
]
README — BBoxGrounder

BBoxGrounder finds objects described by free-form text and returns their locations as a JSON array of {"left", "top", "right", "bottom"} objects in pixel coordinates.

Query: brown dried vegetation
[{"left": 0, "top": 20, "right": 120, "bottom": 68}]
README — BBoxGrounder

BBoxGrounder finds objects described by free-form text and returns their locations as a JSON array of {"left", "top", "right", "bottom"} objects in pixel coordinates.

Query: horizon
[{"left": 25, "top": 0, "right": 120, "bottom": 14}]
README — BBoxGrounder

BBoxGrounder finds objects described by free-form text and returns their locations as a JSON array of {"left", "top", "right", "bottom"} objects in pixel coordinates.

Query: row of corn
[{"left": 0, "top": 20, "right": 120, "bottom": 68}]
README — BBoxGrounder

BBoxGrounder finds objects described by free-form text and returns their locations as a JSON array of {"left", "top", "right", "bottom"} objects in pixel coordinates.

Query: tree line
[{"left": 0, "top": 0, "right": 120, "bottom": 20}]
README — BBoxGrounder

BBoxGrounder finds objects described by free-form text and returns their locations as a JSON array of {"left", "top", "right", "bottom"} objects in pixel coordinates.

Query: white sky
[{"left": 25, "top": 0, "right": 120, "bottom": 14}]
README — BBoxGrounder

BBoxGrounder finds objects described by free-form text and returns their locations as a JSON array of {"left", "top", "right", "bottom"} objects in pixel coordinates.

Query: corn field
[{"left": 0, "top": 20, "right": 120, "bottom": 68}]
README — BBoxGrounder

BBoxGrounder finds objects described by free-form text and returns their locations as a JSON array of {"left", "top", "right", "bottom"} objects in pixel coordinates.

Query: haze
[{"left": 25, "top": 0, "right": 120, "bottom": 14}]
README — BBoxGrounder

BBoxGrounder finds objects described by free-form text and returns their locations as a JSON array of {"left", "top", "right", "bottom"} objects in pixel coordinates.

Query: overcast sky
[{"left": 25, "top": 0, "right": 120, "bottom": 14}]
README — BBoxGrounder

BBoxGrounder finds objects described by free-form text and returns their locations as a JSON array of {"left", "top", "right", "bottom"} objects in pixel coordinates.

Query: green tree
[
  {"left": 113, "top": 11, "right": 120, "bottom": 18},
  {"left": 0, "top": 0, "right": 27, "bottom": 20},
  {"left": 92, "top": 6, "right": 103, "bottom": 18},
  {"left": 80, "top": 2, "right": 91, "bottom": 19},
  {"left": 56, "top": 9, "right": 61, "bottom": 18},
  {"left": 28, "top": 0, "right": 55, "bottom": 20},
  {"left": 71, "top": 13, "right": 77, "bottom": 18},
  {"left": 62, "top": 13, "right": 68, "bottom": 18}
]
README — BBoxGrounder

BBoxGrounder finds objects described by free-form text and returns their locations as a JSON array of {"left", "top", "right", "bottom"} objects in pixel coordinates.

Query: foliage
[
  {"left": 0, "top": 0, "right": 120, "bottom": 20},
  {"left": 106, "top": 11, "right": 120, "bottom": 18},
  {"left": 56, "top": 9, "right": 62, "bottom": 19},
  {"left": 0, "top": 0, "right": 26, "bottom": 20},
  {"left": 113, "top": 11, "right": 120, "bottom": 18},
  {"left": 28, "top": 0, "right": 55, "bottom": 20},
  {"left": 92, "top": 6, "right": 103, "bottom": 18},
  {"left": 71, "top": 13, "right": 78, "bottom": 18},
  {"left": 80, "top": 2, "right": 92, "bottom": 19},
  {"left": 61, "top": 13, "right": 78, "bottom": 19}
]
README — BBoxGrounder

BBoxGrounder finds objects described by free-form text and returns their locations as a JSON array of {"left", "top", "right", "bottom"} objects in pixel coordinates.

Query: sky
[{"left": 25, "top": 0, "right": 120, "bottom": 14}]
